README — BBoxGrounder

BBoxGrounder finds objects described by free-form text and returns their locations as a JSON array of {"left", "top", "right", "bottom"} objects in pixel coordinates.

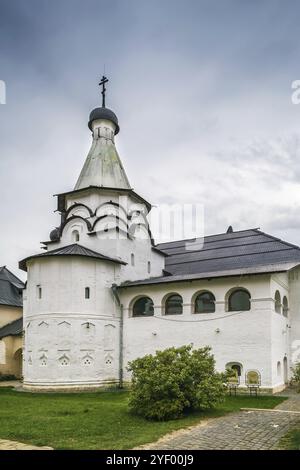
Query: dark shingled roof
[
  {"left": 0, "top": 267, "right": 24, "bottom": 307},
  {"left": 0, "top": 317, "right": 23, "bottom": 339},
  {"left": 121, "top": 228, "right": 300, "bottom": 287},
  {"left": 19, "top": 243, "right": 127, "bottom": 272}
]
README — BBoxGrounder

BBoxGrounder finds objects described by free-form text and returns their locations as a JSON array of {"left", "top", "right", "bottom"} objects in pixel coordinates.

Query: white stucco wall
[
  {"left": 288, "top": 267, "right": 300, "bottom": 371},
  {"left": 120, "top": 274, "right": 284, "bottom": 389},
  {"left": 23, "top": 256, "right": 121, "bottom": 388}
]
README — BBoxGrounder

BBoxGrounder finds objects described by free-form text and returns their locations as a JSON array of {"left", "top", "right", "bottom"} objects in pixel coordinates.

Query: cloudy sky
[{"left": 1, "top": 0, "right": 300, "bottom": 279}]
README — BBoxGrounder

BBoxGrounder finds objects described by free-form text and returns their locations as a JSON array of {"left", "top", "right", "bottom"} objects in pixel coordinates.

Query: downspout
[{"left": 111, "top": 284, "right": 123, "bottom": 389}]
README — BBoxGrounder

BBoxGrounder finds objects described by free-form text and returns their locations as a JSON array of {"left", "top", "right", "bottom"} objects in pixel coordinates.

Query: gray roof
[
  {"left": 0, "top": 317, "right": 23, "bottom": 339},
  {"left": 19, "top": 243, "right": 127, "bottom": 272},
  {"left": 121, "top": 228, "right": 300, "bottom": 287},
  {"left": 0, "top": 267, "right": 24, "bottom": 307},
  {"left": 74, "top": 117, "right": 130, "bottom": 190}
]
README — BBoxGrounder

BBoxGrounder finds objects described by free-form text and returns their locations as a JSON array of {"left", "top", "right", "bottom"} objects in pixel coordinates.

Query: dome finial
[{"left": 99, "top": 75, "right": 108, "bottom": 108}]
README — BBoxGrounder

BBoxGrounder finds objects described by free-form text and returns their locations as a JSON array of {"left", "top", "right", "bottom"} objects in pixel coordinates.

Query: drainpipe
[{"left": 111, "top": 284, "right": 123, "bottom": 389}]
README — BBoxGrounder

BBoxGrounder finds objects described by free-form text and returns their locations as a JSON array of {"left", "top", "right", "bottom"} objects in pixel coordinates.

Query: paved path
[
  {"left": 140, "top": 389, "right": 300, "bottom": 450},
  {"left": 0, "top": 380, "right": 21, "bottom": 388},
  {"left": 0, "top": 439, "right": 52, "bottom": 450}
]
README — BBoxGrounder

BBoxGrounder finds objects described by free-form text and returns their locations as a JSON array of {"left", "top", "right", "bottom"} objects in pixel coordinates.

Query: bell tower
[{"left": 20, "top": 78, "right": 165, "bottom": 390}]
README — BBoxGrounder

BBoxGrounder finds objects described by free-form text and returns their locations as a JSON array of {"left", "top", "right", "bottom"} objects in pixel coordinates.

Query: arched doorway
[
  {"left": 13, "top": 348, "right": 22, "bottom": 379},
  {"left": 283, "top": 356, "right": 288, "bottom": 384}
]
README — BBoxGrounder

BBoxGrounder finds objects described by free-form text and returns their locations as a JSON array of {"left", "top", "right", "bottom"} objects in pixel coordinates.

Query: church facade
[{"left": 19, "top": 81, "right": 300, "bottom": 392}]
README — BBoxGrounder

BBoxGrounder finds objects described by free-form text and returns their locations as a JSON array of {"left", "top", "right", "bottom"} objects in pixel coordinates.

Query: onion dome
[{"left": 49, "top": 228, "right": 60, "bottom": 241}]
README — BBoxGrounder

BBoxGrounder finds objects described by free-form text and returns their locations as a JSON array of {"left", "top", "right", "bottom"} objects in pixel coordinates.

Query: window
[
  {"left": 226, "top": 362, "right": 242, "bottom": 384},
  {"left": 165, "top": 294, "right": 183, "bottom": 315},
  {"left": 85, "top": 287, "right": 90, "bottom": 299},
  {"left": 147, "top": 261, "right": 151, "bottom": 274},
  {"left": 275, "top": 290, "right": 281, "bottom": 314},
  {"left": 194, "top": 291, "right": 215, "bottom": 313},
  {"left": 37, "top": 286, "right": 42, "bottom": 299},
  {"left": 228, "top": 289, "right": 250, "bottom": 311},
  {"left": 283, "top": 296, "right": 288, "bottom": 317},
  {"left": 73, "top": 230, "right": 80, "bottom": 242},
  {"left": 277, "top": 361, "right": 281, "bottom": 376},
  {"left": 131, "top": 253, "right": 135, "bottom": 266},
  {"left": 132, "top": 297, "right": 154, "bottom": 317}
]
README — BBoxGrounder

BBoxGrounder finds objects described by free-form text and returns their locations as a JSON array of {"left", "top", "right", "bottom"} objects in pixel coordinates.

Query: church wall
[
  {"left": 288, "top": 266, "right": 300, "bottom": 374},
  {"left": 0, "top": 335, "right": 23, "bottom": 378},
  {"left": 0, "top": 304, "right": 22, "bottom": 328},
  {"left": 22, "top": 256, "right": 121, "bottom": 389},
  {"left": 269, "top": 273, "right": 290, "bottom": 390},
  {"left": 121, "top": 274, "right": 277, "bottom": 389}
]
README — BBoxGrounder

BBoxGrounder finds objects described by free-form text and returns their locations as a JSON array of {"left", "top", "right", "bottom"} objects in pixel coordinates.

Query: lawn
[
  {"left": 0, "top": 387, "right": 286, "bottom": 450},
  {"left": 277, "top": 428, "right": 300, "bottom": 450}
]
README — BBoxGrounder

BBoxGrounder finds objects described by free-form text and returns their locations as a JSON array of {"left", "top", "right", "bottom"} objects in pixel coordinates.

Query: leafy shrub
[
  {"left": 127, "top": 345, "right": 226, "bottom": 420},
  {"left": 291, "top": 362, "right": 300, "bottom": 392}
]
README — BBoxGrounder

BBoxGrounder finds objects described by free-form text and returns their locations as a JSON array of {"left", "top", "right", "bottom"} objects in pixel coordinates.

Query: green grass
[
  {"left": 0, "top": 388, "right": 286, "bottom": 450},
  {"left": 277, "top": 428, "right": 300, "bottom": 450}
]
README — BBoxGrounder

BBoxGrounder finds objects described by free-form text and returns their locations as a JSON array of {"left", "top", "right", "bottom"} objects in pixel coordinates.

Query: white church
[{"left": 18, "top": 78, "right": 300, "bottom": 393}]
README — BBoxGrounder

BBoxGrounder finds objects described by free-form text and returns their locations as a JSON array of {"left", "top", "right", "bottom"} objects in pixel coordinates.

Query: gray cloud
[{"left": 1, "top": 0, "right": 300, "bottom": 279}]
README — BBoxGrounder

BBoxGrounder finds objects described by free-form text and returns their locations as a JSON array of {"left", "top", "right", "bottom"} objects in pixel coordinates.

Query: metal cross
[{"left": 99, "top": 75, "right": 109, "bottom": 107}]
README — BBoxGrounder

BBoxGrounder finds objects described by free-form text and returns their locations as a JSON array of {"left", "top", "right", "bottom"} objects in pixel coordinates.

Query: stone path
[
  {"left": 0, "top": 380, "right": 21, "bottom": 388},
  {"left": 139, "top": 390, "right": 300, "bottom": 450},
  {"left": 0, "top": 439, "right": 52, "bottom": 450}
]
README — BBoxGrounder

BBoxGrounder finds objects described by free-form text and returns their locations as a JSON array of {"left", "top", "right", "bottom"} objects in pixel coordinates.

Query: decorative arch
[
  {"left": 61, "top": 216, "right": 92, "bottom": 235},
  {"left": 95, "top": 201, "right": 128, "bottom": 219},
  {"left": 65, "top": 203, "right": 93, "bottom": 219},
  {"left": 128, "top": 222, "right": 151, "bottom": 241},
  {"left": 92, "top": 214, "right": 128, "bottom": 232},
  {"left": 275, "top": 290, "right": 282, "bottom": 314},
  {"left": 226, "top": 287, "right": 251, "bottom": 312},
  {"left": 192, "top": 290, "right": 215, "bottom": 314},
  {"left": 277, "top": 361, "right": 282, "bottom": 376}
]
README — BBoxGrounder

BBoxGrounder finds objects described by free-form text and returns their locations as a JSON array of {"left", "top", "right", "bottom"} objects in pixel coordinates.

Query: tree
[
  {"left": 291, "top": 362, "right": 300, "bottom": 392},
  {"left": 127, "top": 345, "right": 226, "bottom": 421}
]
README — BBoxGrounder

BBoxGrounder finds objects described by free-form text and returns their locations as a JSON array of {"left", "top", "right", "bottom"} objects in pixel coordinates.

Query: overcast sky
[{"left": 1, "top": 0, "right": 300, "bottom": 279}]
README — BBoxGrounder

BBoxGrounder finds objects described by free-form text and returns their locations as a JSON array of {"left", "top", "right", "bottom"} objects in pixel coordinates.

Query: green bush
[
  {"left": 291, "top": 362, "right": 300, "bottom": 392},
  {"left": 127, "top": 345, "right": 226, "bottom": 421}
]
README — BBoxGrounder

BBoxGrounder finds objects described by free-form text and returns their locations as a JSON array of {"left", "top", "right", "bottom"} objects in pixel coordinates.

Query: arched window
[
  {"left": 275, "top": 290, "right": 281, "bottom": 314},
  {"left": 165, "top": 294, "right": 183, "bottom": 315},
  {"left": 132, "top": 297, "right": 154, "bottom": 317},
  {"left": 282, "top": 296, "right": 288, "bottom": 317},
  {"left": 72, "top": 230, "right": 80, "bottom": 242},
  {"left": 85, "top": 287, "right": 90, "bottom": 299},
  {"left": 226, "top": 362, "right": 243, "bottom": 384},
  {"left": 194, "top": 291, "right": 215, "bottom": 313},
  {"left": 228, "top": 289, "right": 250, "bottom": 312},
  {"left": 277, "top": 361, "right": 281, "bottom": 376},
  {"left": 131, "top": 253, "right": 135, "bottom": 266}
]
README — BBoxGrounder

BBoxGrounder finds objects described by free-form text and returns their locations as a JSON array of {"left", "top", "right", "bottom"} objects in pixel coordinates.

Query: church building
[{"left": 19, "top": 79, "right": 300, "bottom": 392}]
